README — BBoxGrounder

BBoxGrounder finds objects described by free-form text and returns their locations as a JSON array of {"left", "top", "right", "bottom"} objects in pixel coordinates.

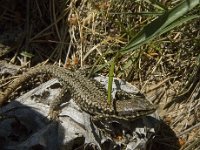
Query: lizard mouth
[{"left": 117, "top": 108, "right": 155, "bottom": 118}]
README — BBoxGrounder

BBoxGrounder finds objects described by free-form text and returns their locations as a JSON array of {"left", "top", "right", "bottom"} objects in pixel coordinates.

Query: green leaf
[{"left": 120, "top": 0, "right": 200, "bottom": 53}]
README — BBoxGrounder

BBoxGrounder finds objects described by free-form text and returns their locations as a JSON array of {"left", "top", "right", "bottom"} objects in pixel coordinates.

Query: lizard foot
[{"left": 48, "top": 109, "right": 60, "bottom": 121}]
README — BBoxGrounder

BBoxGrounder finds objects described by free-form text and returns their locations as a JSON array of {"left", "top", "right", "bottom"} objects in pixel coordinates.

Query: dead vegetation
[{"left": 0, "top": 0, "right": 199, "bottom": 149}]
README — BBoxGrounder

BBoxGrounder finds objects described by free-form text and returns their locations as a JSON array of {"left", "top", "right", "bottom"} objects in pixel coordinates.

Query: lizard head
[{"left": 114, "top": 93, "right": 156, "bottom": 120}]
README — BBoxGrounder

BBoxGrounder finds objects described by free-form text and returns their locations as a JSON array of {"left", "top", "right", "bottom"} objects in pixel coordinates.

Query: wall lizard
[{"left": 0, "top": 64, "right": 156, "bottom": 120}]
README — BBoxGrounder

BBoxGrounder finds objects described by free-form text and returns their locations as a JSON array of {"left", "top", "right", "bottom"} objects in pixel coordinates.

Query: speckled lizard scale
[
  {"left": 0, "top": 65, "right": 115, "bottom": 117},
  {"left": 0, "top": 65, "right": 156, "bottom": 120}
]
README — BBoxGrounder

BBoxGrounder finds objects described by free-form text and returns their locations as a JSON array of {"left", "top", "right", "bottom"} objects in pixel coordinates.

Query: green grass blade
[
  {"left": 107, "top": 52, "right": 121, "bottom": 104},
  {"left": 161, "top": 15, "right": 200, "bottom": 35},
  {"left": 107, "top": 59, "right": 115, "bottom": 104},
  {"left": 120, "top": 0, "right": 199, "bottom": 53}
]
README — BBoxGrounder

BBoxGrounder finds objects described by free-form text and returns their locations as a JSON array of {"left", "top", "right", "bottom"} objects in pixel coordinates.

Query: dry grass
[{"left": 0, "top": 0, "right": 199, "bottom": 149}]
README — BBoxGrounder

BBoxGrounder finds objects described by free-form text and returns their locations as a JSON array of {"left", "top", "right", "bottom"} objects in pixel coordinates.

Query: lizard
[{"left": 0, "top": 64, "right": 156, "bottom": 121}]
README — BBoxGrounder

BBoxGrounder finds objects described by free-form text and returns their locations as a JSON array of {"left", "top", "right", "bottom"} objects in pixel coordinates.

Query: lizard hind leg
[{"left": 48, "top": 84, "right": 71, "bottom": 120}]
